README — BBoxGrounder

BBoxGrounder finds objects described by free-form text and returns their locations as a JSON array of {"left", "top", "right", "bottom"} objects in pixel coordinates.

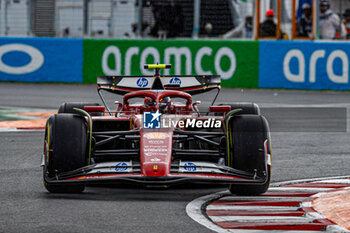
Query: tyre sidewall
[{"left": 228, "top": 114, "right": 271, "bottom": 195}]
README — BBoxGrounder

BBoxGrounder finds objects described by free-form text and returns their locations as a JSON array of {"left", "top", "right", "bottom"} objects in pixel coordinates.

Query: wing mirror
[
  {"left": 115, "top": 101, "right": 123, "bottom": 112},
  {"left": 193, "top": 101, "right": 201, "bottom": 116},
  {"left": 209, "top": 106, "right": 231, "bottom": 113}
]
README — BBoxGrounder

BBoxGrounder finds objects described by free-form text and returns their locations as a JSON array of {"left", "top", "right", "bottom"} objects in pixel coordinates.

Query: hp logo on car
[
  {"left": 115, "top": 162, "right": 128, "bottom": 172},
  {"left": 169, "top": 77, "right": 181, "bottom": 85},
  {"left": 137, "top": 78, "right": 148, "bottom": 88},
  {"left": 184, "top": 162, "right": 197, "bottom": 171}
]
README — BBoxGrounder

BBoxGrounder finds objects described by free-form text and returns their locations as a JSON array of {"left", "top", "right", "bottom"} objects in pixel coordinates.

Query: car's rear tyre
[
  {"left": 219, "top": 103, "right": 260, "bottom": 115},
  {"left": 58, "top": 102, "right": 103, "bottom": 116},
  {"left": 44, "top": 114, "right": 88, "bottom": 193},
  {"left": 227, "top": 114, "right": 271, "bottom": 195}
]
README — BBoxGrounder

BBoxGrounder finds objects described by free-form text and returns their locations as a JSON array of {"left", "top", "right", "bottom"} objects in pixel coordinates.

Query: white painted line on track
[
  {"left": 300, "top": 202, "right": 312, "bottom": 208},
  {"left": 268, "top": 187, "right": 333, "bottom": 193},
  {"left": 185, "top": 191, "right": 232, "bottom": 233},
  {"left": 219, "top": 196, "right": 305, "bottom": 202},
  {"left": 312, "top": 179, "right": 350, "bottom": 184},
  {"left": 309, "top": 192, "right": 327, "bottom": 198},
  {"left": 305, "top": 212, "right": 326, "bottom": 219},
  {"left": 0, "top": 127, "right": 18, "bottom": 132},
  {"left": 208, "top": 216, "right": 318, "bottom": 223},
  {"left": 0, "top": 129, "right": 44, "bottom": 133},
  {"left": 226, "top": 230, "right": 341, "bottom": 233},
  {"left": 326, "top": 224, "right": 350, "bottom": 233},
  {"left": 206, "top": 205, "right": 300, "bottom": 211},
  {"left": 272, "top": 175, "right": 350, "bottom": 187}
]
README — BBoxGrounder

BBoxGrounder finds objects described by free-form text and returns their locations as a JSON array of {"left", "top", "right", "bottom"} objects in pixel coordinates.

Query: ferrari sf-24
[{"left": 42, "top": 64, "right": 271, "bottom": 195}]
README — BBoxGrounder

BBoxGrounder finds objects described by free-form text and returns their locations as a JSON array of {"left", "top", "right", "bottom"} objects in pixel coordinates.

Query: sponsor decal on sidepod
[
  {"left": 184, "top": 163, "right": 197, "bottom": 172},
  {"left": 115, "top": 162, "right": 128, "bottom": 172}
]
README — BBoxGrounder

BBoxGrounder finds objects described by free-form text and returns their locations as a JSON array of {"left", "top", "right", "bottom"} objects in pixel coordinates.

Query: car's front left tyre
[{"left": 43, "top": 114, "right": 88, "bottom": 193}]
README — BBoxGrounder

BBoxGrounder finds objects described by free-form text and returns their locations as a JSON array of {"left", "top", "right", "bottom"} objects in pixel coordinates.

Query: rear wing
[{"left": 97, "top": 75, "right": 221, "bottom": 95}]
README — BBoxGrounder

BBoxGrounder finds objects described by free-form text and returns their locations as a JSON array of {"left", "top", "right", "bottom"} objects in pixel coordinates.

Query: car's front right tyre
[{"left": 227, "top": 114, "right": 271, "bottom": 196}]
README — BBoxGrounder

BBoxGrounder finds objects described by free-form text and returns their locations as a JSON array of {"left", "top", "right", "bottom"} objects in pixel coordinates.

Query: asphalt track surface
[{"left": 1, "top": 83, "right": 350, "bottom": 233}]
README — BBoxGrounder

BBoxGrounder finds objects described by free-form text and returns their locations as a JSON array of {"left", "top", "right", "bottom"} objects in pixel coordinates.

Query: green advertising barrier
[{"left": 83, "top": 39, "right": 259, "bottom": 88}]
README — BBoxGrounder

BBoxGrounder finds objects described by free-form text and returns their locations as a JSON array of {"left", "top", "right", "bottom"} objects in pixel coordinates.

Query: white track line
[
  {"left": 0, "top": 129, "right": 43, "bottom": 133},
  {"left": 272, "top": 175, "right": 350, "bottom": 187},
  {"left": 208, "top": 216, "right": 318, "bottom": 223},
  {"left": 300, "top": 202, "right": 312, "bottom": 208},
  {"left": 206, "top": 205, "right": 300, "bottom": 211},
  {"left": 0, "top": 127, "right": 18, "bottom": 132},
  {"left": 268, "top": 187, "right": 333, "bottom": 192},
  {"left": 326, "top": 225, "right": 350, "bottom": 233},
  {"left": 185, "top": 190, "right": 232, "bottom": 233},
  {"left": 219, "top": 196, "right": 305, "bottom": 201},
  {"left": 312, "top": 179, "right": 350, "bottom": 184},
  {"left": 305, "top": 212, "right": 326, "bottom": 219},
  {"left": 226, "top": 230, "right": 340, "bottom": 233}
]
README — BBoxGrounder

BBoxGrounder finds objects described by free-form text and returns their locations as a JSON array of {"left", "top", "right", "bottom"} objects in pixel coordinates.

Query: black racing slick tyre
[
  {"left": 219, "top": 103, "right": 260, "bottom": 115},
  {"left": 227, "top": 115, "right": 271, "bottom": 195},
  {"left": 58, "top": 102, "right": 103, "bottom": 116},
  {"left": 43, "top": 114, "right": 88, "bottom": 193}
]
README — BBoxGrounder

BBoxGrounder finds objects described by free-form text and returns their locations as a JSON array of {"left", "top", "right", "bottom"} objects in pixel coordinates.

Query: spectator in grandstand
[
  {"left": 319, "top": 0, "right": 346, "bottom": 39},
  {"left": 222, "top": 16, "right": 253, "bottom": 39},
  {"left": 297, "top": 0, "right": 313, "bottom": 20},
  {"left": 260, "top": 9, "right": 276, "bottom": 37},
  {"left": 150, "top": 1, "right": 184, "bottom": 39},
  {"left": 297, "top": 3, "right": 312, "bottom": 38},
  {"left": 297, "top": 0, "right": 312, "bottom": 19},
  {"left": 259, "top": 9, "right": 286, "bottom": 38},
  {"left": 63, "top": 28, "right": 70, "bottom": 37},
  {"left": 343, "top": 9, "right": 350, "bottom": 39}
]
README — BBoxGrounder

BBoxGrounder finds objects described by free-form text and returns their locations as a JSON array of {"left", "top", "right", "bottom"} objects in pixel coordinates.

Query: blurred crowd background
[{"left": 1, "top": 0, "right": 350, "bottom": 40}]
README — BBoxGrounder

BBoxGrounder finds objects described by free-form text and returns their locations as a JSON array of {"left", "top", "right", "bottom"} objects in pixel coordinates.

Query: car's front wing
[{"left": 43, "top": 161, "right": 268, "bottom": 186}]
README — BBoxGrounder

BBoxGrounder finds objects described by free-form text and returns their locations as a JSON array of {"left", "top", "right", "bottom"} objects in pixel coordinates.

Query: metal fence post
[
  {"left": 110, "top": 0, "right": 115, "bottom": 37},
  {"left": 4, "top": 0, "right": 8, "bottom": 36},
  {"left": 192, "top": 0, "right": 200, "bottom": 39},
  {"left": 315, "top": 0, "right": 320, "bottom": 39},
  {"left": 137, "top": 0, "right": 142, "bottom": 38},
  {"left": 83, "top": 0, "right": 89, "bottom": 36},
  {"left": 27, "top": 0, "right": 32, "bottom": 36},
  {"left": 0, "top": 0, "right": 2, "bottom": 36}
]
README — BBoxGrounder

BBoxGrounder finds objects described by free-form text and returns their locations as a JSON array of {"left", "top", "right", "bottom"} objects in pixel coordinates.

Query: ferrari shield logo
[{"left": 143, "top": 111, "right": 161, "bottom": 129}]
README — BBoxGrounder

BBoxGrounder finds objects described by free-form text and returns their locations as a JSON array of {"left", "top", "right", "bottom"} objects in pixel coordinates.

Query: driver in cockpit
[
  {"left": 143, "top": 96, "right": 173, "bottom": 113},
  {"left": 159, "top": 96, "right": 172, "bottom": 114},
  {"left": 144, "top": 97, "right": 156, "bottom": 110}
]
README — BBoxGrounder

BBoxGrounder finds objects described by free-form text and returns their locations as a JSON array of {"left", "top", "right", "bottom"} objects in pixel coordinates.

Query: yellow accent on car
[{"left": 144, "top": 64, "right": 171, "bottom": 69}]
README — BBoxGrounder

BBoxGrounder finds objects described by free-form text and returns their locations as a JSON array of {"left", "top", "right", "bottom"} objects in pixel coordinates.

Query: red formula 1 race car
[{"left": 42, "top": 64, "right": 271, "bottom": 195}]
